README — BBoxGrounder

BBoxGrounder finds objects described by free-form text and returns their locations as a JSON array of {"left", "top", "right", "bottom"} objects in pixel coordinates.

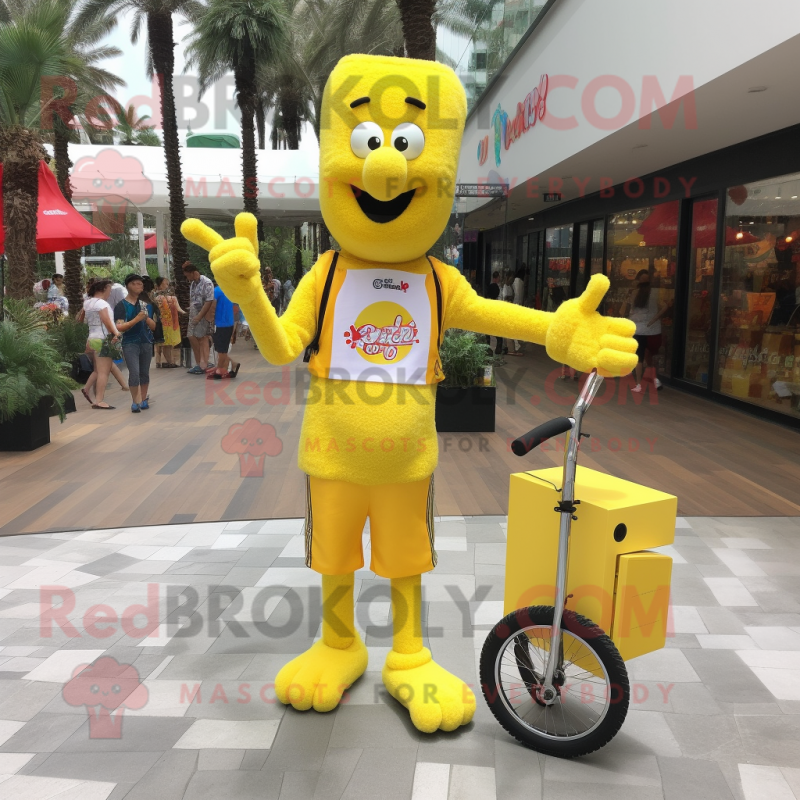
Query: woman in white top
[
  {"left": 501, "top": 273, "right": 523, "bottom": 356},
  {"left": 82, "top": 278, "right": 122, "bottom": 409},
  {"left": 624, "top": 270, "right": 667, "bottom": 393}
]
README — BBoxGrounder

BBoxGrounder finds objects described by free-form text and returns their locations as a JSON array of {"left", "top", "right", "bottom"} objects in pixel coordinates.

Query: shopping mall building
[{"left": 450, "top": 0, "right": 800, "bottom": 427}]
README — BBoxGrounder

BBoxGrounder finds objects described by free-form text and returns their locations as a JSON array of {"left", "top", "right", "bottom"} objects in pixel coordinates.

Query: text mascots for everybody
[{"left": 182, "top": 54, "right": 638, "bottom": 734}]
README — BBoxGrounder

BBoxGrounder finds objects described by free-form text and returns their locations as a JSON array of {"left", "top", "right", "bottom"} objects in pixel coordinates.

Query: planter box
[
  {"left": 48, "top": 393, "right": 77, "bottom": 417},
  {"left": 0, "top": 397, "right": 51, "bottom": 451},
  {"left": 435, "top": 385, "right": 496, "bottom": 432}
]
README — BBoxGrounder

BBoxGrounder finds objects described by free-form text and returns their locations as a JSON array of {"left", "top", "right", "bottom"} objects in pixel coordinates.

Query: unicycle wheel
[{"left": 480, "top": 605, "right": 629, "bottom": 758}]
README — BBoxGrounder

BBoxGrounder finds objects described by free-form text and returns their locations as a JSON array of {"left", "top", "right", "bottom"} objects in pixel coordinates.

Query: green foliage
[
  {"left": 2, "top": 297, "right": 49, "bottom": 333},
  {"left": 185, "top": 0, "right": 289, "bottom": 96},
  {"left": 48, "top": 316, "right": 89, "bottom": 363},
  {"left": 0, "top": 318, "right": 77, "bottom": 423},
  {"left": 134, "top": 127, "right": 161, "bottom": 146},
  {"left": 438, "top": 328, "right": 497, "bottom": 388}
]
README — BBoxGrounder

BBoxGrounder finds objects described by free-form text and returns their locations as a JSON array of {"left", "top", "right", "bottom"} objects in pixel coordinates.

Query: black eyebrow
[
  {"left": 349, "top": 97, "right": 370, "bottom": 108},
  {"left": 405, "top": 97, "right": 426, "bottom": 110}
]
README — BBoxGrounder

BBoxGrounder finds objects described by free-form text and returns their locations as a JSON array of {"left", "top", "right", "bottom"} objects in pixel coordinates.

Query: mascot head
[{"left": 319, "top": 54, "right": 467, "bottom": 264}]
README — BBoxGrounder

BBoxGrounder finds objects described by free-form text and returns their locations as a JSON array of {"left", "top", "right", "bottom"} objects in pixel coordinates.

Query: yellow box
[
  {"left": 505, "top": 466, "right": 676, "bottom": 659},
  {"left": 611, "top": 552, "right": 673, "bottom": 660}
]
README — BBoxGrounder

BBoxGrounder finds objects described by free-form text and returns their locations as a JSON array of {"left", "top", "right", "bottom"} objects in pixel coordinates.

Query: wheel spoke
[{"left": 491, "top": 621, "right": 620, "bottom": 741}]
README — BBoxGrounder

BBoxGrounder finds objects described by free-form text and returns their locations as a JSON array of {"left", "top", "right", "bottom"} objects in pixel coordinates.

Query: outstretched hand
[
  {"left": 181, "top": 213, "right": 263, "bottom": 307},
  {"left": 546, "top": 274, "right": 637, "bottom": 377}
]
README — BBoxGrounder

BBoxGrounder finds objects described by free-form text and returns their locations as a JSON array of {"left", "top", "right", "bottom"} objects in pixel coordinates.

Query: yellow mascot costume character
[{"left": 182, "top": 54, "right": 638, "bottom": 734}]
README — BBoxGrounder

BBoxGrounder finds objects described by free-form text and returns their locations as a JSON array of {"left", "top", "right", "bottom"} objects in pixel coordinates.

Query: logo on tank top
[{"left": 343, "top": 300, "right": 420, "bottom": 364}]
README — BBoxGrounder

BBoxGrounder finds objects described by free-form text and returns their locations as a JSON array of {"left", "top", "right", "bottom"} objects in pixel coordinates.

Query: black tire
[{"left": 480, "top": 605, "right": 629, "bottom": 758}]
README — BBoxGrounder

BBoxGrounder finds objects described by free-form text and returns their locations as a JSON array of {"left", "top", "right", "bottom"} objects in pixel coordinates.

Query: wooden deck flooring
[{"left": 1, "top": 341, "right": 799, "bottom": 534}]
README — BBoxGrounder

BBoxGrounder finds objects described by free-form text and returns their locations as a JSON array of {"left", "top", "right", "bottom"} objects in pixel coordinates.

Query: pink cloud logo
[
  {"left": 62, "top": 656, "right": 148, "bottom": 739},
  {"left": 221, "top": 419, "right": 283, "bottom": 477},
  {"left": 71, "top": 149, "right": 153, "bottom": 231}
]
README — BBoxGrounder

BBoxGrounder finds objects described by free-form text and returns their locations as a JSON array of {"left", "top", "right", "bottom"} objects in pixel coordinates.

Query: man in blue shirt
[{"left": 209, "top": 283, "right": 239, "bottom": 379}]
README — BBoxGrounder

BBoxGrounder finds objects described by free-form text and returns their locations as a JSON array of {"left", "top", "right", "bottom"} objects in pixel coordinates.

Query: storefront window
[
  {"left": 715, "top": 175, "right": 800, "bottom": 419},
  {"left": 606, "top": 202, "right": 678, "bottom": 376},
  {"left": 526, "top": 230, "right": 544, "bottom": 307},
  {"left": 683, "top": 198, "right": 718, "bottom": 385},
  {"left": 542, "top": 225, "right": 572, "bottom": 311}
]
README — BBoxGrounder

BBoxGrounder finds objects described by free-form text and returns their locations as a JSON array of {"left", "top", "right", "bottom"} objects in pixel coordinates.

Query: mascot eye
[
  {"left": 93, "top": 178, "right": 102, "bottom": 187},
  {"left": 391, "top": 123, "right": 424, "bottom": 160},
  {"left": 91, "top": 684, "right": 99, "bottom": 694},
  {"left": 256, "top": 438, "right": 263, "bottom": 444},
  {"left": 112, "top": 684, "right": 121, "bottom": 693},
  {"left": 114, "top": 178, "right": 125, "bottom": 188},
  {"left": 241, "top": 438, "right": 247, "bottom": 445},
  {"left": 350, "top": 122, "right": 384, "bottom": 158}
]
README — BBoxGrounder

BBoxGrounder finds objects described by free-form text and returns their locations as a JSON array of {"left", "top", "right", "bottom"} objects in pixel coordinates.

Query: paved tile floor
[{"left": 0, "top": 515, "right": 798, "bottom": 799}]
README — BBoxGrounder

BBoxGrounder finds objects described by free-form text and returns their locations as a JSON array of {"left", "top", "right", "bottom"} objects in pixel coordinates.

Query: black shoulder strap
[
  {"left": 427, "top": 256, "right": 443, "bottom": 347},
  {"left": 303, "top": 251, "right": 339, "bottom": 363}
]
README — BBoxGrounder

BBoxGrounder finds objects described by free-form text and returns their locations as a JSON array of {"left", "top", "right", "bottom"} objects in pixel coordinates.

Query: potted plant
[
  {"left": 0, "top": 318, "right": 77, "bottom": 451},
  {"left": 48, "top": 316, "right": 89, "bottom": 415},
  {"left": 435, "top": 329, "right": 498, "bottom": 432}
]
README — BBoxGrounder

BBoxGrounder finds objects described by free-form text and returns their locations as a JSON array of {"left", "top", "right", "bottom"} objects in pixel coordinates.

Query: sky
[
  {"left": 96, "top": 10, "right": 472, "bottom": 155},
  {"left": 100, "top": 10, "right": 320, "bottom": 154}
]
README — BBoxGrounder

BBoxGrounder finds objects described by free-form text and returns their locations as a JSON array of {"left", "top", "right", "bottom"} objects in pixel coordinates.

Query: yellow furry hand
[
  {"left": 545, "top": 274, "right": 637, "bottom": 377},
  {"left": 180, "top": 213, "right": 263, "bottom": 306}
]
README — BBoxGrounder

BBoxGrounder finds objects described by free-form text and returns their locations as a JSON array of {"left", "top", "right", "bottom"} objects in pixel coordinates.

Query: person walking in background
[
  {"left": 47, "top": 273, "right": 65, "bottom": 299},
  {"left": 486, "top": 271, "right": 505, "bottom": 355},
  {"left": 282, "top": 277, "right": 294, "bottom": 313},
  {"left": 152, "top": 276, "right": 185, "bottom": 368},
  {"left": 272, "top": 275, "right": 282, "bottom": 314},
  {"left": 544, "top": 276, "right": 575, "bottom": 379},
  {"left": 208, "top": 283, "right": 240, "bottom": 380},
  {"left": 182, "top": 261, "right": 214, "bottom": 375},
  {"left": 509, "top": 269, "right": 525, "bottom": 355},
  {"left": 81, "top": 278, "right": 122, "bottom": 410},
  {"left": 115, "top": 274, "right": 156, "bottom": 413},
  {"left": 501, "top": 273, "right": 521, "bottom": 356},
  {"left": 624, "top": 269, "right": 667, "bottom": 393}
]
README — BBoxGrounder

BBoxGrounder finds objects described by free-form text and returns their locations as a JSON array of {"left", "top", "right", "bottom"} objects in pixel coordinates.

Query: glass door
[
  {"left": 574, "top": 223, "right": 590, "bottom": 295},
  {"left": 683, "top": 197, "right": 718, "bottom": 385}
]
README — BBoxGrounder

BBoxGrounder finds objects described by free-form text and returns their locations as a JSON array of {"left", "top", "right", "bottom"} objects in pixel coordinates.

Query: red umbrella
[
  {"left": 0, "top": 161, "right": 110, "bottom": 254},
  {"left": 143, "top": 233, "right": 169, "bottom": 253}
]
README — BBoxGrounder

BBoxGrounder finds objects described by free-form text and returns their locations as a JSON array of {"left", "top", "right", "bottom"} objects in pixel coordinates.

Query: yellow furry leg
[
  {"left": 382, "top": 574, "right": 476, "bottom": 733},
  {"left": 275, "top": 573, "right": 368, "bottom": 712}
]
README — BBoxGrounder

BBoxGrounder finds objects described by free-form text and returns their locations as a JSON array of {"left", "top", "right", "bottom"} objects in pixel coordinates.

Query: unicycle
[{"left": 480, "top": 370, "right": 630, "bottom": 758}]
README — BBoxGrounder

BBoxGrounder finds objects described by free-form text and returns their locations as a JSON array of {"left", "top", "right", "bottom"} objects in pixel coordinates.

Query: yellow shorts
[{"left": 303, "top": 475, "right": 437, "bottom": 579}]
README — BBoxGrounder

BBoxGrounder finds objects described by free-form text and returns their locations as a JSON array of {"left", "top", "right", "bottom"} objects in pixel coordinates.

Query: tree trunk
[
  {"left": 294, "top": 226, "right": 303, "bottom": 282},
  {"left": 236, "top": 69, "right": 259, "bottom": 217},
  {"left": 280, "top": 90, "right": 301, "bottom": 151},
  {"left": 320, "top": 220, "right": 331, "bottom": 253},
  {"left": 395, "top": 0, "right": 436, "bottom": 60},
  {"left": 256, "top": 97, "right": 266, "bottom": 150},
  {"left": 53, "top": 125, "right": 84, "bottom": 317},
  {"left": 1, "top": 126, "right": 44, "bottom": 300},
  {"left": 148, "top": 12, "right": 189, "bottom": 334},
  {"left": 312, "top": 223, "right": 319, "bottom": 263}
]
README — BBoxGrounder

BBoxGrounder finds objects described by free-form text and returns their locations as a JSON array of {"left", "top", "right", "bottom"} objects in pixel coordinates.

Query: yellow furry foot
[
  {"left": 382, "top": 647, "right": 476, "bottom": 733},
  {"left": 275, "top": 636, "right": 368, "bottom": 712}
]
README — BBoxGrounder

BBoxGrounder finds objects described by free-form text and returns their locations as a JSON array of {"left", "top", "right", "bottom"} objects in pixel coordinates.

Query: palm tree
[
  {"left": 186, "top": 0, "right": 288, "bottom": 217},
  {"left": 76, "top": 0, "right": 203, "bottom": 321},
  {"left": 0, "top": 2, "right": 67, "bottom": 299},
  {"left": 114, "top": 103, "right": 154, "bottom": 145},
  {"left": 395, "top": 0, "right": 434, "bottom": 59},
  {"left": 6, "top": 0, "right": 125, "bottom": 314}
]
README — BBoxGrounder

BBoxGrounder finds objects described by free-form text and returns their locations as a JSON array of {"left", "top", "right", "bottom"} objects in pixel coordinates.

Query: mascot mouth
[{"left": 351, "top": 186, "right": 415, "bottom": 223}]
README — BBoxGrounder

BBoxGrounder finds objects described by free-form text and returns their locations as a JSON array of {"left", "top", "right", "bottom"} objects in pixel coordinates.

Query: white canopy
[{"left": 61, "top": 144, "right": 321, "bottom": 225}]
